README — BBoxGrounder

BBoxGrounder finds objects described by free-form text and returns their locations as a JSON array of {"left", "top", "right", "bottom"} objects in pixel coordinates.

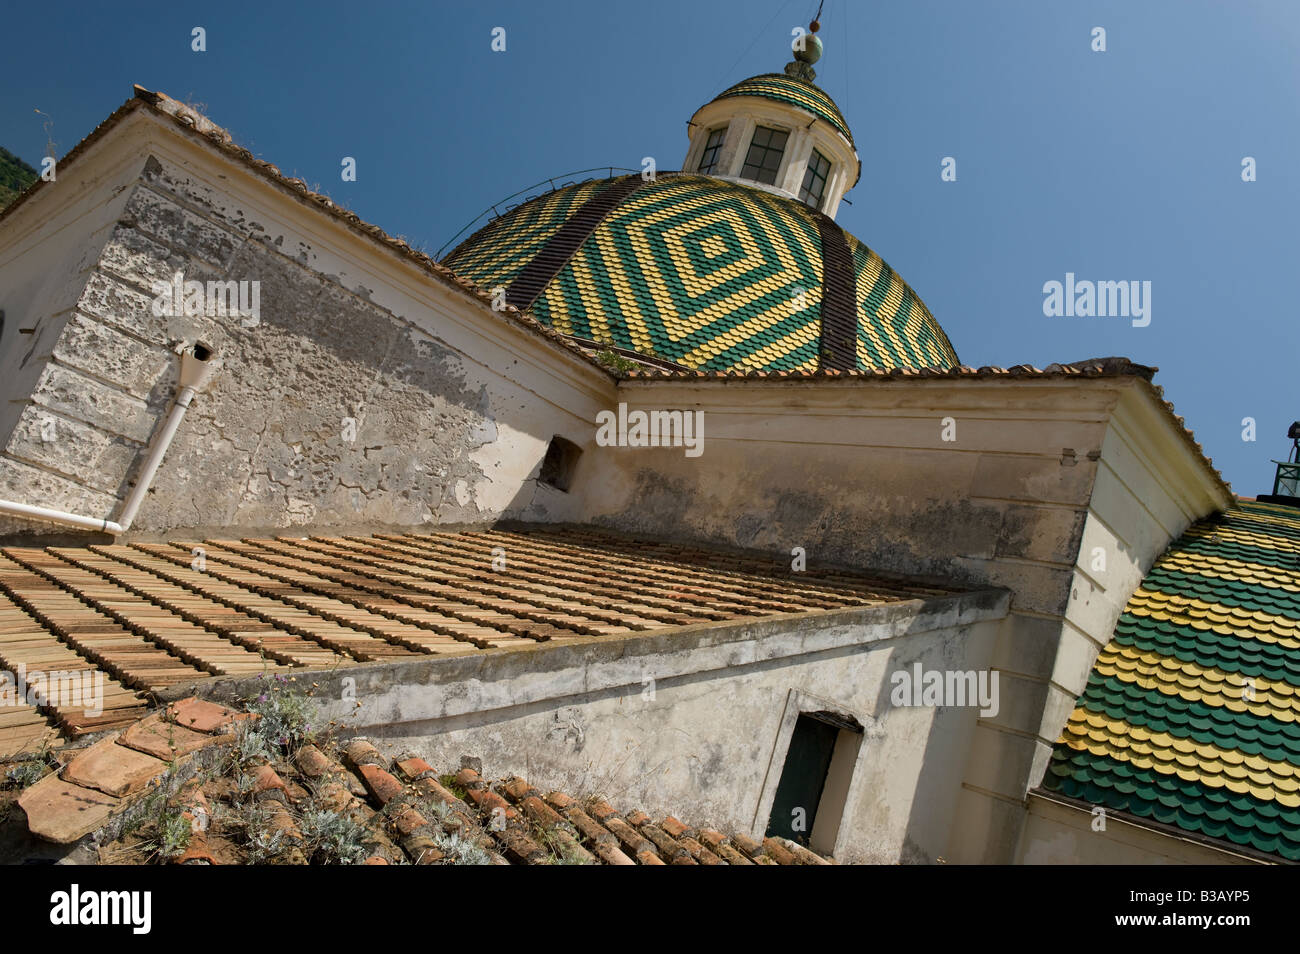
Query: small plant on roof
[
  {"left": 123, "top": 765, "right": 194, "bottom": 861},
  {"left": 594, "top": 349, "right": 639, "bottom": 373},
  {"left": 219, "top": 801, "right": 290, "bottom": 864},
  {"left": 433, "top": 828, "right": 492, "bottom": 866},
  {"left": 537, "top": 825, "right": 594, "bottom": 865},
  {"left": 298, "top": 799, "right": 370, "bottom": 865},
  {"left": 229, "top": 721, "right": 274, "bottom": 770},
  {"left": 242, "top": 673, "right": 317, "bottom": 754},
  {"left": 2, "top": 746, "right": 56, "bottom": 789},
  {"left": 439, "top": 773, "right": 468, "bottom": 800}
]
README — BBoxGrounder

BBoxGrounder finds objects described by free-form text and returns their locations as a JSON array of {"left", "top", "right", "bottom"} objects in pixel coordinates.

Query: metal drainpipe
[{"left": 0, "top": 343, "right": 218, "bottom": 534}]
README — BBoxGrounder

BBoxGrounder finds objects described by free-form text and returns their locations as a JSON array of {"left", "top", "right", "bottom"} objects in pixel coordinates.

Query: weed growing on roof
[
  {"left": 215, "top": 800, "right": 293, "bottom": 864},
  {"left": 439, "top": 773, "right": 468, "bottom": 800},
  {"left": 119, "top": 764, "right": 194, "bottom": 861},
  {"left": 244, "top": 821, "right": 289, "bottom": 864},
  {"left": 241, "top": 673, "right": 318, "bottom": 754},
  {"left": 432, "top": 828, "right": 491, "bottom": 865},
  {"left": 537, "top": 825, "right": 594, "bottom": 865},
  {"left": 298, "top": 799, "right": 370, "bottom": 864},
  {"left": 229, "top": 721, "right": 273, "bottom": 771},
  {"left": 594, "top": 349, "right": 639, "bottom": 373},
  {"left": 2, "top": 746, "right": 56, "bottom": 789}
]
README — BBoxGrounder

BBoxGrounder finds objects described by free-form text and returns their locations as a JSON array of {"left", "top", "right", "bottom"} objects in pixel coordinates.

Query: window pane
[
  {"left": 741, "top": 126, "right": 787, "bottom": 187},
  {"left": 799, "top": 150, "right": 831, "bottom": 208},
  {"left": 698, "top": 128, "right": 726, "bottom": 174}
]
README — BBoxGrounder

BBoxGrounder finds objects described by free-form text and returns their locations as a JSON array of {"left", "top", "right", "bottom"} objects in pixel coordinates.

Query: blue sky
[{"left": 3, "top": 0, "right": 1297, "bottom": 494}]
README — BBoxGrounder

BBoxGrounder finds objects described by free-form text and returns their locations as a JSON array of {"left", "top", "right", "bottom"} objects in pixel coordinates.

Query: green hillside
[{"left": 0, "top": 146, "right": 39, "bottom": 210}]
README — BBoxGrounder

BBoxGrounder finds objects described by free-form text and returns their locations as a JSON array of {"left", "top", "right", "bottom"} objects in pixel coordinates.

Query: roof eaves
[{"left": 618, "top": 357, "right": 1229, "bottom": 496}]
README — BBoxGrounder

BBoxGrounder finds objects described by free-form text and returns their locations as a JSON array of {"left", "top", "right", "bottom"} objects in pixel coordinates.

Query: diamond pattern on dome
[
  {"left": 710, "top": 74, "right": 854, "bottom": 147},
  {"left": 845, "top": 232, "right": 958, "bottom": 371},
  {"left": 1043, "top": 499, "right": 1300, "bottom": 861},
  {"left": 442, "top": 174, "right": 958, "bottom": 374}
]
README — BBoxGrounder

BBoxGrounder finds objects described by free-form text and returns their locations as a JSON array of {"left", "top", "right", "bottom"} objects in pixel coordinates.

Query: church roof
[
  {"left": 0, "top": 526, "right": 956, "bottom": 758},
  {"left": 707, "top": 73, "right": 855, "bottom": 147},
  {"left": 1042, "top": 499, "right": 1300, "bottom": 862},
  {"left": 442, "top": 173, "right": 958, "bottom": 373}
]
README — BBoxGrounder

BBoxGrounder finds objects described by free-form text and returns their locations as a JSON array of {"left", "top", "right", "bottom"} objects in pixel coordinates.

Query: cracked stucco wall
[{"left": 0, "top": 151, "right": 595, "bottom": 539}]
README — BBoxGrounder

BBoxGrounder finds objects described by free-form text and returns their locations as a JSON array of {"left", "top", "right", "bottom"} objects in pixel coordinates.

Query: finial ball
[{"left": 794, "top": 32, "right": 823, "bottom": 64}]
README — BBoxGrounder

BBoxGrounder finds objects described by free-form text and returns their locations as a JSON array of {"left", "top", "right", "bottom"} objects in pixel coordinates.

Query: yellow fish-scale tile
[
  {"left": 1161, "top": 553, "right": 1299, "bottom": 591},
  {"left": 588, "top": 239, "right": 655, "bottom": 345},
  {"left": 680, "top": 300, "right": 811, "bottom": 367},
  {"left": 1271, "top": 620, "right": 1299, "bottom": 638},
  {"left": 1126, "top": 601, "right": 1300, "bottom": 652},
  {"left": 1082, "top": 710, "right": 1109, "bottom": 729},
  {"left": 1231, "top": 505, "right": 1300, "bottom": 526},
  {"left": 1100, "top": 651, "right": 1300, "bottom": 723},
  {"left": 1098, "top": 643, "right": 1299, "bottom": 703},
  {"left": 659, "top": 264, "right": 813, "bottom": 349},
  {"left": 1058, "top": 717, "right": 1300, "bottom": 806},
  {"left": 536, "top": 289, "right": 575, "bottom": 337},
  {"left": 850, "top": 247, "right": 892, "bottom": 346},
  {"left": 1242, "top": 753, "right": 1273, "bottom": 771},
  {"left": 1185, "top": 525, "right": 1300, "bottom": 556}
]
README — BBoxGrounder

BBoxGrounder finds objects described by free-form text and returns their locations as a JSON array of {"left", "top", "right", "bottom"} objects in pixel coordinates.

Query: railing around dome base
[{"left": 435, "top": 167, "right": 641, "bottom": 260}]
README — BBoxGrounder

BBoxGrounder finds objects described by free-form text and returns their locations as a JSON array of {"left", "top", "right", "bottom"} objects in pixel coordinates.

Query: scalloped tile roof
[
  {"left": 708, "top": 73, "right": 854, "bottom": 147},
  {"left": 1042, "top": 499, "right": 1300, "bottom": 861},
  {"left": 442, "top": 173, "right": 958, "bottom": 373}
]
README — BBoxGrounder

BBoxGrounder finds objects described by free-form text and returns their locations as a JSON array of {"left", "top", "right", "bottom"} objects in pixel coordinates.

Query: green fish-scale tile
[{"left": 1042, "top": 746, "right": 1300, "bottom": 859}]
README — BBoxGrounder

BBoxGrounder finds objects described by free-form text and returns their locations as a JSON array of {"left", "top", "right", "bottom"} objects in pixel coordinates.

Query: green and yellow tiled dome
[
  {"left": 442, "top": 173, "right": 958, "bottom": 374},
  {"left": 1043, "top": 500, "right": 1300, "bottom": 861},
  {"left": 710, "top": 73, "right": 855, "bottom": 147}
]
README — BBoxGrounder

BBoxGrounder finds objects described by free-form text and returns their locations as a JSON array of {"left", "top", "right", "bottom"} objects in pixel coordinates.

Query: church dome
[{"left": 442, "top": 173, "right": 958, "bottom": 373}]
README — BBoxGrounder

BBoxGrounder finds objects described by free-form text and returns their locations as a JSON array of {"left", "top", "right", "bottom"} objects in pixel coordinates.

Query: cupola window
[
  {"left": 697, "top": 128, "right": 727, "bottom": 174},
  {"left": 800, "top": 149, "right": 832, "bottom": 209},
  {"left": 740, "top": 126, "right": 788, "bottom": 185}
]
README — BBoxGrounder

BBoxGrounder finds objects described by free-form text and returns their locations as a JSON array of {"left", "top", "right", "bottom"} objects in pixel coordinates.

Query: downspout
[{"left": 0, "top": 342, "right": 218, "bottom": 534}]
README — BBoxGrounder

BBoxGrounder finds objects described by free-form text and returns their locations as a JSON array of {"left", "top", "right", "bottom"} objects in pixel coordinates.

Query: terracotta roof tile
[{"left": 0, "top": 525, "right": 952, "bottom": 760}]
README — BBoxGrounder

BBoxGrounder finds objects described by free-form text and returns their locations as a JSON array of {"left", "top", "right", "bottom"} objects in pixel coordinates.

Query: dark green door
[{"left": 766, "top": 714, "right": 839, "bottom": 845}]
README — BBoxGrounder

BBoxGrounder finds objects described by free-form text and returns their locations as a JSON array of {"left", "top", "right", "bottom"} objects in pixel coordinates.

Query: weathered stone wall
[{"left": 0, "top": 150, "right": 604, "bottom": 539}]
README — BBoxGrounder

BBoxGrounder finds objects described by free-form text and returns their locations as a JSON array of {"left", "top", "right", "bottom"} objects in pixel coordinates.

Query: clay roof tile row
[{"left": 17, "top": 697, "right": 833, "bottom": 864}]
